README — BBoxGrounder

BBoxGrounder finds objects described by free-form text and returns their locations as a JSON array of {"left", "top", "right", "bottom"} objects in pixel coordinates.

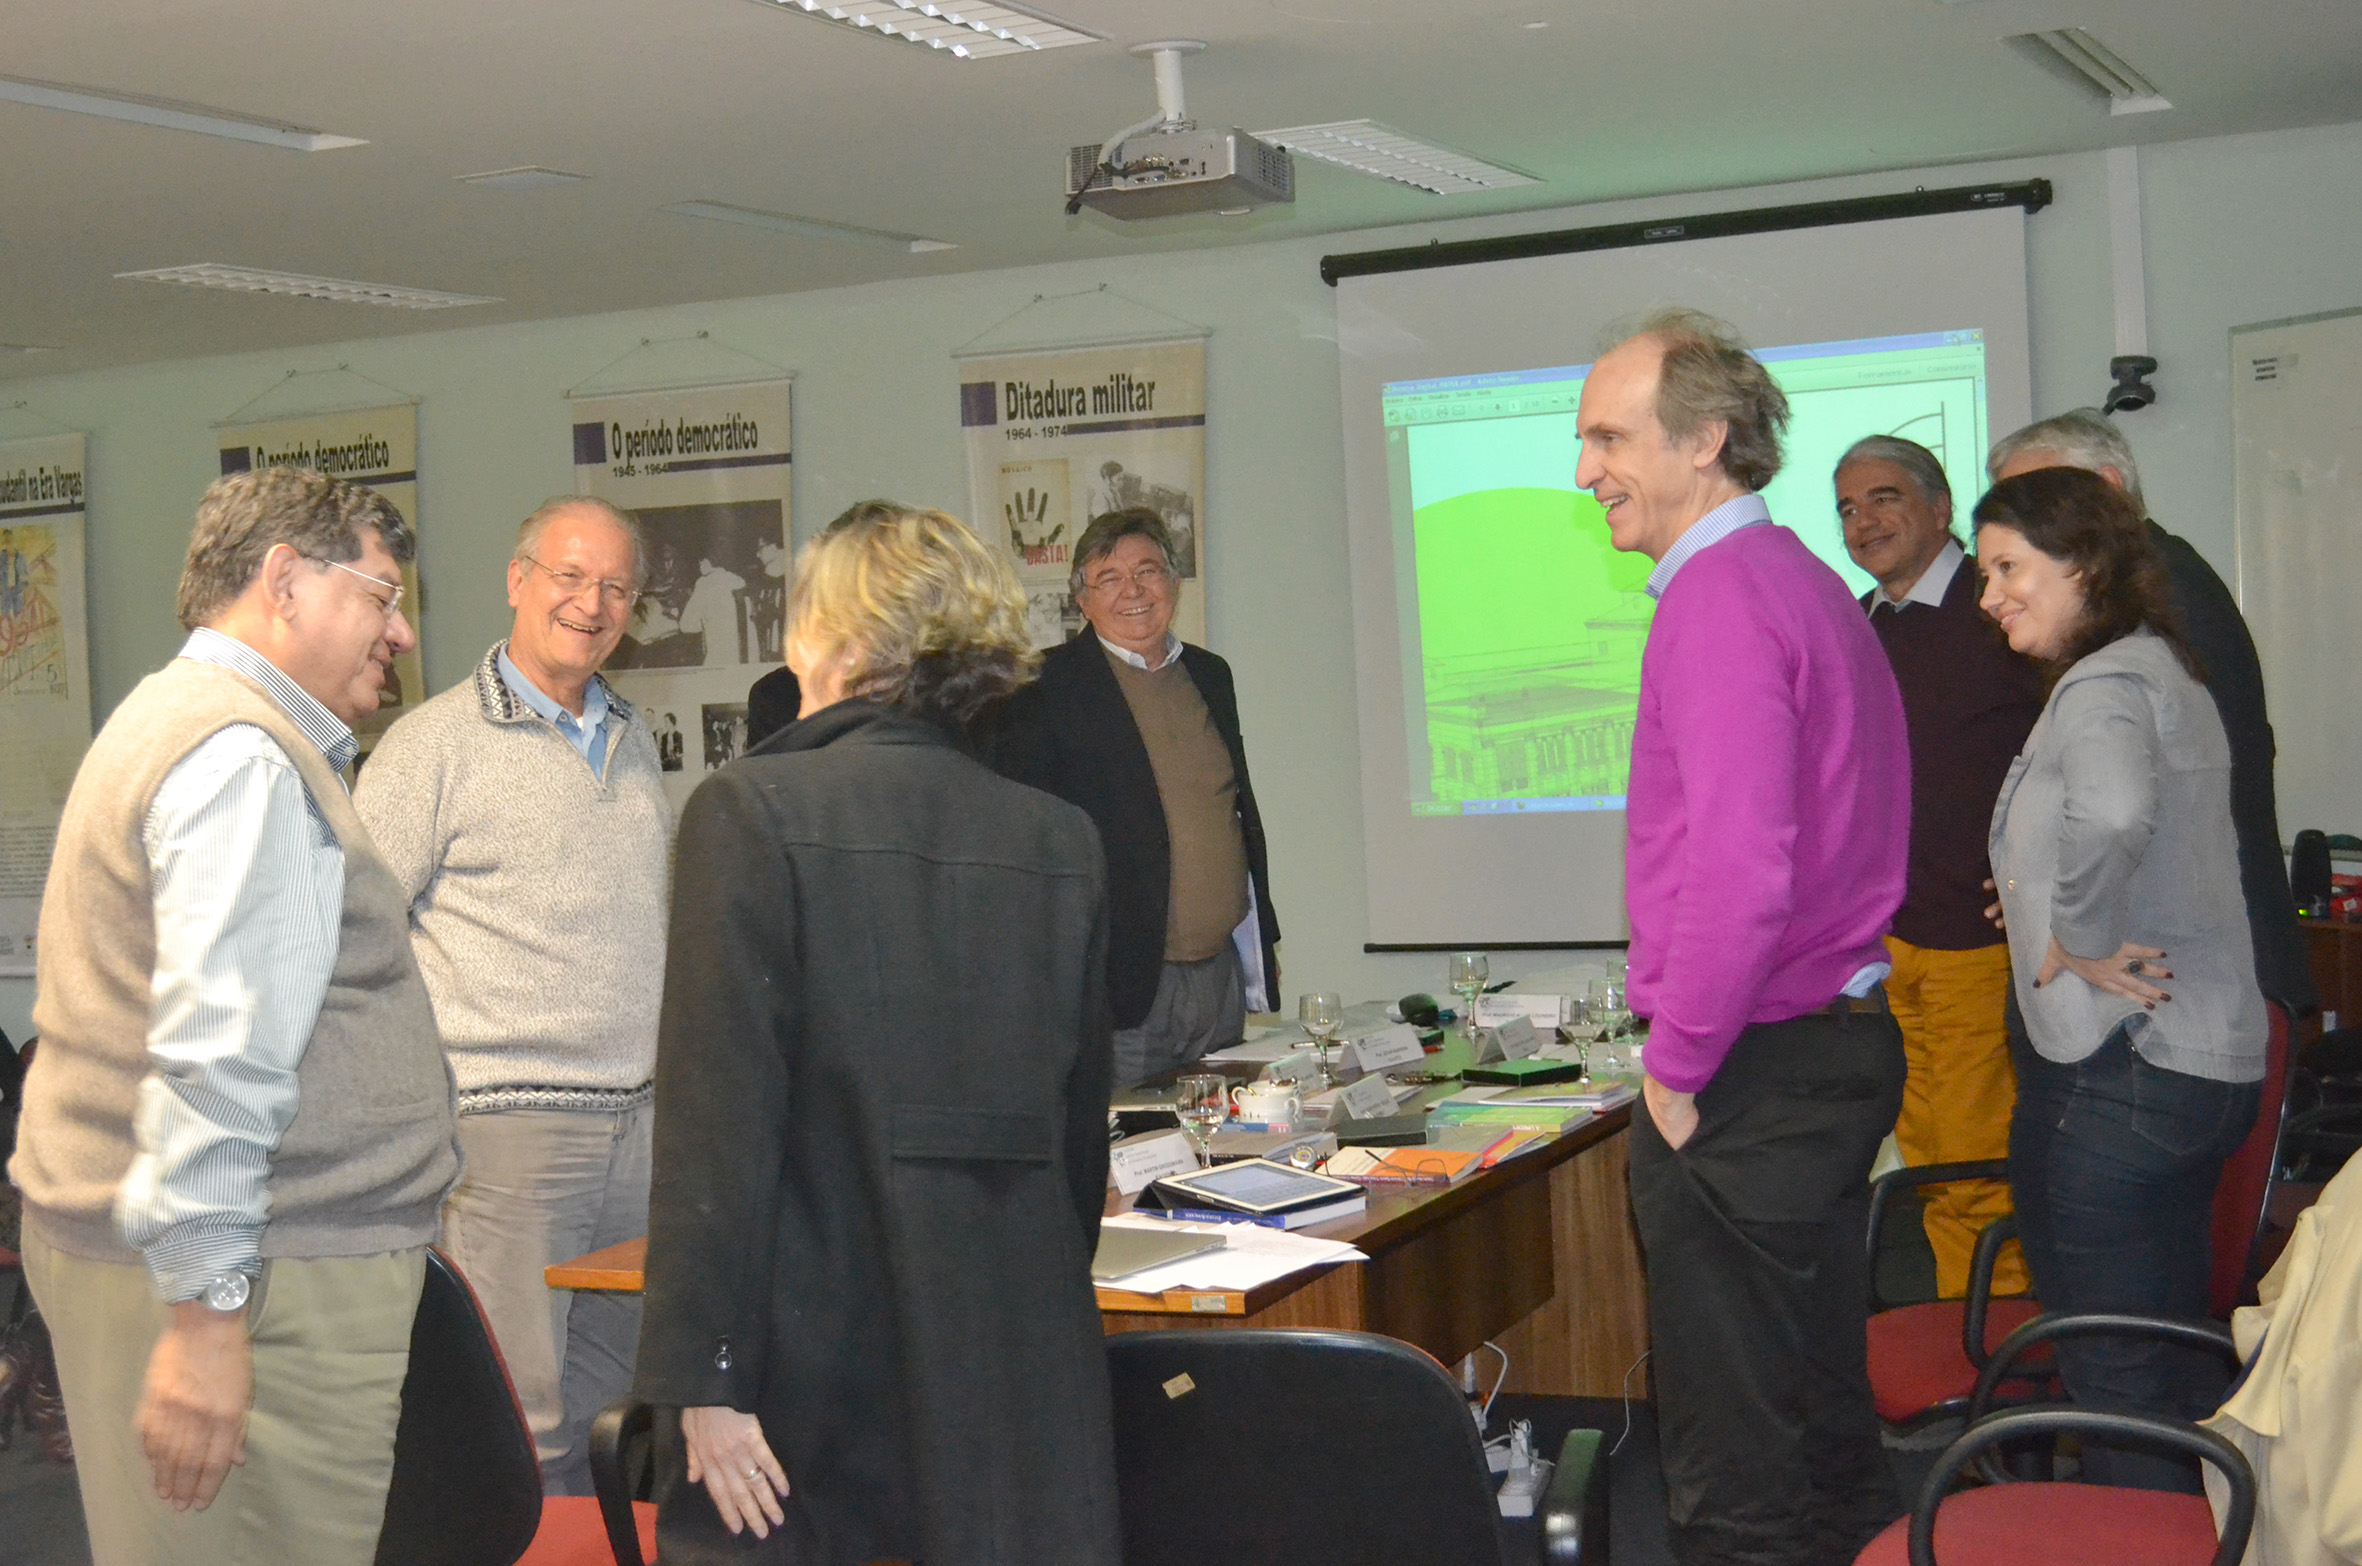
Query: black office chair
[
  {"left": 1108, "top": 1329, "right": 1609, "bottom": 1566},
  {"left": 374, "top": 1247, "right": 546, "bottom": 1566}
]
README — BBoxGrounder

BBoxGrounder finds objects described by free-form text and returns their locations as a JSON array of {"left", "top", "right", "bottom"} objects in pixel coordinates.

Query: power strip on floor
[{"left": 1497, "top": 1455, "right": 1555, "bottom": 1518}]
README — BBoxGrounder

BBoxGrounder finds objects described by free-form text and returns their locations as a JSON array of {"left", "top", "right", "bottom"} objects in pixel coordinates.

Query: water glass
[
  {"left": 1173, "top": 1073, "right": 1227, "bottom": 1167},
  {"left": 1448, "top": 952, "right": 1489, "bottom": 1039}
]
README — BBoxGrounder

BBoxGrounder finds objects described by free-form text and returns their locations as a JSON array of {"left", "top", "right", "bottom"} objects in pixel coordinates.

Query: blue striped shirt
[
  {"left": 112, "top": 629, "right": 354, "bottom": 1302},
  {"left": 1644, "top": 493, "right": 1773, "bottom": 599}
]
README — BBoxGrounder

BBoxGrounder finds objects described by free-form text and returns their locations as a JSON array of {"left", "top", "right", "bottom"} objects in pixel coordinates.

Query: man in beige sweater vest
[{"left": 9, "top": 468, "right": 460, "bottom": 1566}]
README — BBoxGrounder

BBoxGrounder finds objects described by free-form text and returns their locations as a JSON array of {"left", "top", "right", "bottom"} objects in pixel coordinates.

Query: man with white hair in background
[
  {"left": 355, "top": 495, "right": 671, "bottom": 1495},
  {"left": 1988, "top": 410, "right": 2317, "bottom": 1020}
]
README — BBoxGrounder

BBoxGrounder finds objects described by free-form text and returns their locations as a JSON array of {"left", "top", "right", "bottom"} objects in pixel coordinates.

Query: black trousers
[{"left": 1629, "top": 1006, "right": 1907, "bottom": 1566}]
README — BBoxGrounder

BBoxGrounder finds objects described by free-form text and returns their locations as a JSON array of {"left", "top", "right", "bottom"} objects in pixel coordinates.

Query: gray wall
[{"left": 4, "top": 115, "right": 2359, "bottom": 1041}]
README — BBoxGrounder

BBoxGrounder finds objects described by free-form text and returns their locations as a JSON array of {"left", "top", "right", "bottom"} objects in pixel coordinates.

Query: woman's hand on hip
[
  {"left": 1982, "top": 878, "right": 2006, "bottom": 931},
  {"left": 682, "top": 1405, "right": 789, "bottom": 1537},
  {"left": 2034, "top": 936, "right": 2171, "bottom": 1007}
]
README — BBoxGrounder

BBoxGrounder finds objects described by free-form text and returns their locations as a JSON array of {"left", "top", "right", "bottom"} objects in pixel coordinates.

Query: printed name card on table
[
  {"left": 1474, "top": 993, "right": 1570, "bottom": 1030},
  {"left": 1108, "top": 1129, "right": 1203, "bottom": 1196},
  {"left": 1494, "top": 1015, "right": 1543, "bottom": 1060},
  {"left": 1334, "top": 1073, "right": 1401, "bottom": 1122},
  {"left": 1346, "top": 1023, "right": 1426, "bottom": 1074}
]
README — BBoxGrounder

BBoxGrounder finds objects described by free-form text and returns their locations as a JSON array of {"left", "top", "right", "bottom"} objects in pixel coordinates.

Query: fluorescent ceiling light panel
[
  {"left": 458, "top": 166, "right": 588, "bottom": 191},
  {"left": 664, "top": 201, "right": 957, "bottom": 253},
  {"left": 1254, "top": 121, "right": 1538, "bottom": 195},
  {"left": 2006, "top": 30, "right": 2173, "bottom": 115},
  {"left": 0, "top": 342, "right": 60, "bottom": 354},
  {"left": 115, "top": 264, "right": 499, "bottom": 310},
  {"left": 742, "top": 0, "right": 1100, "bottom": 59},
  {"left": 0, "top": 75, "right": 365, "bottom": 151}
]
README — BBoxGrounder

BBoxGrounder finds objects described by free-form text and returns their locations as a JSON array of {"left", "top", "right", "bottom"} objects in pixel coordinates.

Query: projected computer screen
[{"left": 1379, "top": 329, "right": 1988, "bottom": 819}]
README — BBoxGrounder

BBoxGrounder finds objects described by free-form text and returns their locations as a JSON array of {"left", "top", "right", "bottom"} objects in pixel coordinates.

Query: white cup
[{"left": 1230, "top": 1081, "right": 1302, "bottom": 1128}]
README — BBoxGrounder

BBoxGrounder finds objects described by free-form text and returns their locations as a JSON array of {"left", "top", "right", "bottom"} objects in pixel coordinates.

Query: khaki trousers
[
  {"left": 23, "top": 1230, "right": 423, "bottom": 1566},
  {"left": 1885, "top": 935, "right": 2028, "bottom": 1297}
]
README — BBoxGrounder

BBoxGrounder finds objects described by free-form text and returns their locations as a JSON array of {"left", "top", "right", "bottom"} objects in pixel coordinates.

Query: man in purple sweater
[{"left": 1578, "top": 309, "right": 1911, "bottom": 1565}]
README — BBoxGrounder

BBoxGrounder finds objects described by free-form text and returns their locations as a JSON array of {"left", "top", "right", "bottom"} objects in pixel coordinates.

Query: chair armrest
[
  {"left": 1905, "top": 1406, "right": 2255, "bottom": 1566},
  {"left": 1540, "top": 1427, "right": 1608, "bottom": 1566},
  {"left": 589, "top": 1399, "right": 656, "bottom": 1566},
  {"left": 1960, "top": 1214, "right": 2024, "bottom": 1370},
  {"left": 1969, "top": 1311, "right": 2238, "bottom": 1423},
  {"left": 1866, "top": 1160, "right": 2011, "bottom": 1308}
]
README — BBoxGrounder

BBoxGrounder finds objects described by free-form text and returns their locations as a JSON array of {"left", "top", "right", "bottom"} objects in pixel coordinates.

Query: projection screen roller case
[{"left": 1336, "top": 204, "right": 2032, "bottom": 948}]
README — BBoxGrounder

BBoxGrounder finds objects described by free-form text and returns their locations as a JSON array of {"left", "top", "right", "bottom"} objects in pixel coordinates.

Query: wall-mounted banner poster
[
  {"left": 0, "top": 432, "right": 92, "bottom": 976},
  {"left": 569, "top": 378, "right": 793, "bottom": 812},
  {"left": 218, "top": 404, "right": 421, "bottom": 749},
  {"left": 958, "top": 336, "right": 1208, "bottom": 650}
]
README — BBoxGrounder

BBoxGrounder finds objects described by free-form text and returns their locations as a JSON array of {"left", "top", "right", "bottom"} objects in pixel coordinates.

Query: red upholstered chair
[
  {"left": 1855, "top": 1313, "right": 2256, "bottom": 1566},
  {"left": 1863, "top": 1001, "right": 2294, "bottom": 1433},
  {"left": 1863, "top": 1161, "right": 2045, "bottom": 1432}
]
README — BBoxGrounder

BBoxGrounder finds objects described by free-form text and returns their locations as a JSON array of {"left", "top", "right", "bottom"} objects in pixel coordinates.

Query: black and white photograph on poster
[
  {"left": 701, "top": 702, "right": 749, "bottom": 771},
  {"left": 609, "top": 499, "right": 786, "bottom": 670},
  {"left": 651, "top": 708, "right": 687, "bottom": 773},
  {"left": 1088, "top": 457, "right": 1197, "bottom": 578},
  {"left": 568, "top": 375, "right": 791, "bottom": 814},
  {"left": 960, "top": 337, "right": 1207, "bottom": 650}
]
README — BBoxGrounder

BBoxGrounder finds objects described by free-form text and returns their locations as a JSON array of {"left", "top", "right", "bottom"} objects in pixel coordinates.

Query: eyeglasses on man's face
[
  {"left": 520, "top": 553, "right": 641, "bottom": 608},
  {"left": 310, "top": 555, "right": 404, "bottom": 617},
  {"left": 1081, "top": 562, "right": 1175, "bottom": 596}
]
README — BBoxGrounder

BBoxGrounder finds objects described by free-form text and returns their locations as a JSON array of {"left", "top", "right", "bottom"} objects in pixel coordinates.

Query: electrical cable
[
  {"left": 1479, "top": 1339, "right": 1510, "bottom": 1430},
  {"left": 1612, "top": 1349, "right": 1651, "bottom": 1457}
]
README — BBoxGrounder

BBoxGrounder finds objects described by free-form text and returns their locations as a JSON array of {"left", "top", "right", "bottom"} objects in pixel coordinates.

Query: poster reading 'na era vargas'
[
  {"left": 570, "top": 379, "right": 792, "bottom": 813},
  {"left": 0, "top": 432, "right": 92, "bottom": 976},
  {"left": 217, "top": 404, "right": 421, "bottom": 749},
  {"left": 958, "top": 337, "right": 1206, "bottom": 650}
]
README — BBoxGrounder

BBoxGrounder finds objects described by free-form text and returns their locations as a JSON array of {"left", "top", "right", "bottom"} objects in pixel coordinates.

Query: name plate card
[
  {"left": 1334, "top": 1073, "right": 1401, "bottom": 1122},
  {"left": 1346, "top": 1023, "right": 1427, "bottom": 1074},
  {"left": 1108, "top": 1129, "right": 1202, "bottom": 1196},
  {"left": 1495, "top": 1015, "right": 1543, "bottom": 1060},
  {"left": 1475, "top": 993, "right": 1570, "bottom": 1030}
]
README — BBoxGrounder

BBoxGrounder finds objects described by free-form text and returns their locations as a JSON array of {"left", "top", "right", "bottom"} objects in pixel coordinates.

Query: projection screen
[{"left": 1338, "top": 202, "right": 2034, "bottom": 948}]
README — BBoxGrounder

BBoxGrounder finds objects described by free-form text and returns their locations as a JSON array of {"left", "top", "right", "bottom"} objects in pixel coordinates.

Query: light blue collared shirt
[
  {"left": 116, "top": 628, "right": 356, "bottom": 1301},
  {"left": 498, "top": 648, "right": 614, "bottom": 773},
  {"left": 1644, "top": 494, "right": 1774, "bottom": 600}
]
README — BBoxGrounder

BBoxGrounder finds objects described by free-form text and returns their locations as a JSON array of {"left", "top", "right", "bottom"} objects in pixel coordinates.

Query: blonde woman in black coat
[{"left": 633, "top": 503, "right": 1119, "bottom": 1564}]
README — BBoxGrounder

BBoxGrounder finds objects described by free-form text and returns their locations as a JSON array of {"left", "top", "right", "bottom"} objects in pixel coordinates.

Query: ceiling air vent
[{"left": 2006, "top": 29, "right": 2172, "bottom": 116}]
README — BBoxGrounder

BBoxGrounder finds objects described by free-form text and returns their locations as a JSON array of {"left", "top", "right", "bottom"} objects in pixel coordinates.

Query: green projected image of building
[{"left": 1382, "top": 330, "right": 1987, "bottom": 815}]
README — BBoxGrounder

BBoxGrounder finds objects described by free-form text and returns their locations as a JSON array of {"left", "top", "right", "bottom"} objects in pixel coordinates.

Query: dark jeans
[
  {"left": 1629, "top": 1006, "right": 1906, "bottom": 1566},
  {"left": 2008, "top": 1016, "right": 2261, "bottom": 1492}
]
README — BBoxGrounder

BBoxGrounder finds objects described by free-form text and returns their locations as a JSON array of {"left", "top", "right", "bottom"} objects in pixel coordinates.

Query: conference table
[{"left": 548, "top": 1028, "right": 1651, "bottom": 1399}]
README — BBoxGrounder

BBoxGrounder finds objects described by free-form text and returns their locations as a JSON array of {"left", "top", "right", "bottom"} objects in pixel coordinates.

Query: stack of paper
[{"left": 1092, "top": 1213, "right": 1365, "bottom": 1294}]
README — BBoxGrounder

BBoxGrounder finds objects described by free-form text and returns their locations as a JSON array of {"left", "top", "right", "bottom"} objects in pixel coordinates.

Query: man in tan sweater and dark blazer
[{"left": 9, "top": 467, "right": 459, "bottom": 1566}]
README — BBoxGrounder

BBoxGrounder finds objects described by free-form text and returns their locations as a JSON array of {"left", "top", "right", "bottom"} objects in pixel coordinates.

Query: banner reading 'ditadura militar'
[{"left": 958, "top": 337, "right": 1207, "bottom": 650}]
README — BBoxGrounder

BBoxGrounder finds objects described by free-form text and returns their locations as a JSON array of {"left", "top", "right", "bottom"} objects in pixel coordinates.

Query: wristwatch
[{"left": 199, "top": 1272, "right": 252, "bottom": 1314}]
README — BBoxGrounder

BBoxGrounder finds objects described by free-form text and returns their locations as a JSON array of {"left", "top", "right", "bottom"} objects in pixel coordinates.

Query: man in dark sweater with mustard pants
[{"left": 1837, "top": 435, "right": 2045, "bottom": 1298}]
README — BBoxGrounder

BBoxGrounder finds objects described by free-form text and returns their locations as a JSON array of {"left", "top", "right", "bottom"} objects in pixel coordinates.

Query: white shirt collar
[
  {"left": 1877, "top": 538, "right": 1965, "bottom": 610},
  {"left": 1097, "top": 633, "right": 1182, "bottom": 672}
]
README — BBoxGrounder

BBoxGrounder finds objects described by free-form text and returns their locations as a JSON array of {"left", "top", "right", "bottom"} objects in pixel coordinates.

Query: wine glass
[
  {"left": 1448, "top": 952, "right": 1489, "bottom": 1041},
  {"left": 1299, "top": 991, "right": 1343, "bottom": 1089},
  {"left": 1173, "top": 1074, "right": 1227, "bottom": 1168},
  {"left": 1587, "top": 977, "right": 1630, "bottom": 1072}
]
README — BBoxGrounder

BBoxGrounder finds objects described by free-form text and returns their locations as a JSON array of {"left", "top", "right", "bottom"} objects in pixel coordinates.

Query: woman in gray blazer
[{"left": 1978, "top": 466, "right": 2266, "bottom": 1492}]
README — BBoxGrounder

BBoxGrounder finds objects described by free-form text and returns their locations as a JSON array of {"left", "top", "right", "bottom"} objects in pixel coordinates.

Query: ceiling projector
[{"left": 1065, "top": 42, "right": 1294, "bottom": 220}]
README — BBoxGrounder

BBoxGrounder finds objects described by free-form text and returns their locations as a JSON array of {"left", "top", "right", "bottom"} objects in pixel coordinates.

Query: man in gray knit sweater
[{"left": 355, "top": 496, "right": 670, "bottom": 1495}]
